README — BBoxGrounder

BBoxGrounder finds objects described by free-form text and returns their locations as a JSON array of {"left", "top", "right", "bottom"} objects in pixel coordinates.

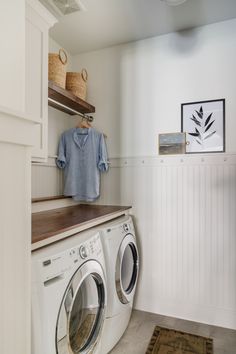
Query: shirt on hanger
[{"left": 56, "top": 127, "right": 109, "bottom": 202}]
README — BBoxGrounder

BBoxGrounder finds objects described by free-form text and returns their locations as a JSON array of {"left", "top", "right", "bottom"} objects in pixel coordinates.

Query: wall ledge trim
[{"left": 32, "top": 153, "right": 236, "bottom": 168}]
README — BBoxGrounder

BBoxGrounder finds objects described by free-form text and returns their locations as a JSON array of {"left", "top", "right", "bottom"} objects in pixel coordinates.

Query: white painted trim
[
  {"left": 32, "top": 156, "right": 55, "bottom": 167},
  {"left": 29, "top": 12, "right": 49, "bottom": 160},
  {"left": 135, "top": 299, "right": 236, "bottom": 330},
  {"left": 0, "top": 104, "right": 40, "bottom": 124},
  {"left": 32, "top": 153, "right": 236, "bottom": 168},
  {"left": 112, "top": 154, "right": 236, "bottom": 167},
  {"left": 32, "top": 208, "right": 132, "bottom": 251},
  {"left": 26, "top": 0, "right": 57, "bottom": 27},
  {"left": 32, "top": 157, "right": 48, "bottom": 163},
  {"left": 0, "top": 111, "right": 36, "bottom": 147},
  {"left": 32, "top": 198, "right": 80, "bottom": 213}
]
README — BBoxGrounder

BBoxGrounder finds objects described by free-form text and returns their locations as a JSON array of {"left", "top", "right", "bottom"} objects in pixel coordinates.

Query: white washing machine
[
  {"left": 99, "top": 215, "right": 139, "bottom": 354},
  {"left": 32, "top": 230, "right": 107, "bottom": 354}
]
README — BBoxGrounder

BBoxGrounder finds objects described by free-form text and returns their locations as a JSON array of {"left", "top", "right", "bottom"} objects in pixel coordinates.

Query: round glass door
[
  {"left": 115, "top": 234, "right": 139, "bottom": 304},
  {"left": 56, "top": 261, "right": 106, "bottom": 354}
]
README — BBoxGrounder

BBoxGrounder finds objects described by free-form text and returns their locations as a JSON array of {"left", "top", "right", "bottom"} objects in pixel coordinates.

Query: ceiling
[{"left": 48, "top": 0, "right": 236, "bottom": 54}]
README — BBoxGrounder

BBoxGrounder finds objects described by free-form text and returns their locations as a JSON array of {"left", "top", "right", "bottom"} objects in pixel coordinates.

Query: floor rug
[{"left": 146, "top": 326, "right": 213, "bottom": 354}]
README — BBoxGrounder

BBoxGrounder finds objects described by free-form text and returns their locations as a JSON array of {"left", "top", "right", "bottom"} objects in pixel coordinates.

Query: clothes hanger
[
  {"left": 76, "top": 116, "right": 92, "bottom": 129},
  {"left": 76, "top": 115, "right": 108, "bottom": 138}
]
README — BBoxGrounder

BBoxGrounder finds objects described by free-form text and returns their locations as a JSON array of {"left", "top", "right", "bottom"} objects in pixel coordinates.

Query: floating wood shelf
[{"left": 48, "top": 81, "right": 95, "bottom": 115}]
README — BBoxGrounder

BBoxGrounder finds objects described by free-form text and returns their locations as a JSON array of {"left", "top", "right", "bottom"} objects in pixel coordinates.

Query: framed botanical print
[{"left": 181, "top": 99, "right": 225, "bottom": 154}]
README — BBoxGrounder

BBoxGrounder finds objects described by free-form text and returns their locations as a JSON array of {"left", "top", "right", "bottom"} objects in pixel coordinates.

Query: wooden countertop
[{"left": 32, "top": 204, "right": 131, "bottom": 251}]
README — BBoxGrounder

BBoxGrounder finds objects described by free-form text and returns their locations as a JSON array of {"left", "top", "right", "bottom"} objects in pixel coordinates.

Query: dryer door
[
  {"left": 115, "top": 234, "right": 139, "bottom": 304},
  {"left": 56, "top": 260, "right": 106, "bottom": 354}
]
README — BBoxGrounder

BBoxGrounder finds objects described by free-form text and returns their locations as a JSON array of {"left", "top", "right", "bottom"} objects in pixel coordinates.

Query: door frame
[
  {"left": 56, "top": 260, "right": 106, "bottom": 354},
  {"left": 115, "top": 234, "right": 139, "bottom": 304}
]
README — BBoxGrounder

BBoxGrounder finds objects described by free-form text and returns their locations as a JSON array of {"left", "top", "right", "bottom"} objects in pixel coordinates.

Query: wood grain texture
[
  {"left": 48, "top": 80, "right": 95, "bottom": 115},
  {"left": 32, "top": 204, "right": 131, "bottom": 244}
]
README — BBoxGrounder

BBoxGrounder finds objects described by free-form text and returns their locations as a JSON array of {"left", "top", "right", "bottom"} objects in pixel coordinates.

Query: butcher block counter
[{"left": 32, "top": 204, "right": 132, "bottom": 251}]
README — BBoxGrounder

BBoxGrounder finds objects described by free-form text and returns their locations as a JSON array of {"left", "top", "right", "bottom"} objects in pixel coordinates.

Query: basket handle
[
  {"left": 59, "top": 49, "right": 68, "bottom": 65},
  {"left": 81, "top": 69, "right": 88, "bottom": 82}
]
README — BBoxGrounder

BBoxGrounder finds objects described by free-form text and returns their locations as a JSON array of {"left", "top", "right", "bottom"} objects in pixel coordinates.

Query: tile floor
[{"left": 110, "top": 310, "right": 236, "bottom": 354}]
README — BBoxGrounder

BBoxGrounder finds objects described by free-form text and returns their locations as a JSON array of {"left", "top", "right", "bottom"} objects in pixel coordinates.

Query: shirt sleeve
[
  {"left": 56, "top": 133, "right": 67, "bottom": 169},
  {"left": 98, "top": 134, "right": 109, "bottom": 172}
]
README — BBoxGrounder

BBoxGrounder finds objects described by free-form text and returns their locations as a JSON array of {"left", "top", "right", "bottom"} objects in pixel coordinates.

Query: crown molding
[{"left": 26, "top": 0, "right": 57, "bottom": 27}]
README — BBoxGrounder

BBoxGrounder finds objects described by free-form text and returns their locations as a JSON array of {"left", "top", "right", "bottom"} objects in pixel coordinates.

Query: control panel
[
  {"left": 121, "top": 221, "right": 134, "bottom": 235},
  {"left": 105, "top": 219, "right": 135, "bottom": 236},
  {"left": 39, "top": 233, "right": 101, "bottom": 283},
  {"left": 123, "top": 223, "right": 129, "bottom": 232},
  {"left": 79, "top": 245, "right": 89, "bottom": 259}
]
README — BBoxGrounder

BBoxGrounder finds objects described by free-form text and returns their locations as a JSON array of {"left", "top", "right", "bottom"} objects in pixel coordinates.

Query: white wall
[{"left": 72, "top": 19, "right": 236, "bottom": 158}]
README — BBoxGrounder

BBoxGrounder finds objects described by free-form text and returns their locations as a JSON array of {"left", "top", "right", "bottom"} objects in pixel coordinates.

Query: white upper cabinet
[
  {"left": 0, "top": 1, "right": 25, "bottom": 114},
  {"left": 26, "top": 0, "right": 56, "bottom": 162}
]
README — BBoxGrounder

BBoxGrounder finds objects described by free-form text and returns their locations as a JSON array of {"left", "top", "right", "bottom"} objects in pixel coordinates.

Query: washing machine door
[
  {"left": 56, "top": 260, "right": 106, "bottom": 354},
  {"left": 115, "top": 234, "right": 139, "bottom": 304}
]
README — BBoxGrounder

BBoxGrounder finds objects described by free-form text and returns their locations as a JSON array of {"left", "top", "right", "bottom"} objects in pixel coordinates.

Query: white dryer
[
  {"left": 32, "top": 230, "right": 107, "bottom": 354},
  {"left": 99, "top": 215, "right": 139, "bottom": 353}
]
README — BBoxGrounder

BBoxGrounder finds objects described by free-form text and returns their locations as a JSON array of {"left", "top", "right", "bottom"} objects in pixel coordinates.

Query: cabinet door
[
  {"left": 26, "top": 4, "right": 49, "bottom": 161},
  {"left": 0, "top": 0, "right": 25, "bottom": 113}
]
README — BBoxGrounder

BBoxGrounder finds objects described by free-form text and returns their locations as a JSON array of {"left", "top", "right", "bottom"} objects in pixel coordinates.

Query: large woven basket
[
  {"left": 48, "top": 49, "right": 68, "bottom": 89},
  {"left": 66, "top": 69, "right": 88, "bottom": 100}
]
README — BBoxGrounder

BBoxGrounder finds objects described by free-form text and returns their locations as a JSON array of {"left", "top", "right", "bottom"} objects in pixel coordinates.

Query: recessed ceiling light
[
  {"left": 160, "top": 0, "right": 187, "bottom": 6},
  {"left": 52, "top": 0, "right": 86, "bottom": 14},
  {"left": 40, "top": 0, "right": 87, "bottom": 18}
]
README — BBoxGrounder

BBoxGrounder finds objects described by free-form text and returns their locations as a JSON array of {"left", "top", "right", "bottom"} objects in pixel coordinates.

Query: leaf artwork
[
  {"left": 196, "top": 139, "right": 202, "bottom": 145},
  {"left": 204, "top": 130, "right": 216, "bottom": 140},
  {"left": 205, "top": 120, "right": 215, "bottom": 133},
  {"left": 190, "top": 115, "right": 201, "bottom": 126},
  {"left": 195, "top": 106, "right": 203, "bottom": 119},
  {"left": 204, "top": 113, "right": 213, "bottom": 127},
  {"left": 188, "top": 105, "right": 216, "bottom": 145},
  {"left": 189, "top": 132, "right": 199, "bottom": 137}
]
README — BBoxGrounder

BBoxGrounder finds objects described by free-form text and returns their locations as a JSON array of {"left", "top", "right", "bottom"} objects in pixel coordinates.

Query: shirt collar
[{"left": 73, "top": 128, "right": 91, "bottom": 149}]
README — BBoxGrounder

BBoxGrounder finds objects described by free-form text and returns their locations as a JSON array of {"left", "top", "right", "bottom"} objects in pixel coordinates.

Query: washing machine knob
[
  {"left": 79, "top": 245, "right": 88, "bottom": 259},
  {"left": 123, "top": 224, "right": 129, "bottom": 232}
]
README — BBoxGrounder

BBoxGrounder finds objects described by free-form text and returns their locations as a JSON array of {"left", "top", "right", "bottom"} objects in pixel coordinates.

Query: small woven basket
[
  {"left": 48, "top": 49, "right": 68, "bottom": 89},
  {"left": 66, "top": 69, "right": 88, "bottom": 100}
]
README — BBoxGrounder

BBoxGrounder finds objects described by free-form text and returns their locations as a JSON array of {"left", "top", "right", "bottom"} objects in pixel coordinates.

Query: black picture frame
[{"left": 181, "top": 99, "right": 225, "bottom": 154}]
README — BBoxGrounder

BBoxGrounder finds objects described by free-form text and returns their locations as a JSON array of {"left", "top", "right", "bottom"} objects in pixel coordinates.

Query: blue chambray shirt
[{"left": 56, "top": 127, "right": 109, "bottom": 202}]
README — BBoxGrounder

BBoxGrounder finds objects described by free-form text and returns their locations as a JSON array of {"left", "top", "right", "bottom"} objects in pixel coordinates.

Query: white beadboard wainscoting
[
  {"left": 32, "top": 157, "right": 63, "bottom": 198},
  {"left": 32, "top": 153, "right": 236, "bottom": 329}
]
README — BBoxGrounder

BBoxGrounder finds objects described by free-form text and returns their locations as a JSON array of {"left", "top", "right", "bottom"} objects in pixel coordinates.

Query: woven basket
[
  {"left": 66, "top": 69, "right": 88, "bottom": 100},
  {"left": 48, "top": 49, "right": 68, "bottom": 89}
]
